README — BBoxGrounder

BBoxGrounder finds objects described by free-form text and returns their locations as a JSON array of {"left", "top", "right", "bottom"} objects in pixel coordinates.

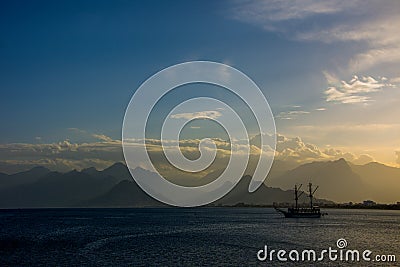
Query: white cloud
[
  {"left": 170, "top": 110, "right": 222, "bottom": 120},
  {"left": 287, "top": 111, "right": 310, "bottom": 115},
  {"left": 274, "top": 135, "right": 327, "bottom": 162},
  {"left": 92, "top": 134, "right": 114, "bottom": 142},
  {"left": 251, "top": 133, "right": 375, "bottom": 165},
  {"left": 0, "top": 139, "right": 123, "bottom": 173},
  {"left": 275, "top": 110, "right": 310, "bottom": 120},
  {"left": 276, "top": 135, "right": 375, "bottom": 165},
  {"left": 66, "top": 128, "right": 119, "bottom": 144},
  {"left": 324, "top": 72, "right": 393, "bottom": 104}
]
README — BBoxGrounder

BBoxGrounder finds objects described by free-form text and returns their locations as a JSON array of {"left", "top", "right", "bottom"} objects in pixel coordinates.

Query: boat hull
[{"left": 274, "top": 207, "right": 322, "bottom": 218}]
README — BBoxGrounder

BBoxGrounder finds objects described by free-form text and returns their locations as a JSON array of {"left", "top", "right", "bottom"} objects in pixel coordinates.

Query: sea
[{"left": 0, "top": 208, "right": 398, "bottom": 266}]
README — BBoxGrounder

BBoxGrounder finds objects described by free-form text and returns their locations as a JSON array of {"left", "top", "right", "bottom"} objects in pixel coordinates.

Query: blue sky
[
  {"left": 0, "top": 0, "right": 339, "bottom": 140},
  {"left": 1, "top": 0, "right": 400, "bottom": 171}
]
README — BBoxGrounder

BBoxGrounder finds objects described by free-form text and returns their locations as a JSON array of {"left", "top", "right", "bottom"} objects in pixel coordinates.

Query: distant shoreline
[
  {"left": 209, "top": 203, "right": 400, "bottom": 210},
  {"left": 1, "top": 204, "right": 399, "bottom": 211}
]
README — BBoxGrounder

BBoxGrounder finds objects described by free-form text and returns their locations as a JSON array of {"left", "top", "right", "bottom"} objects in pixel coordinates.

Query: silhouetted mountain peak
[
  {"left": 331, "top": 158, "right": 351, "bottom": 168},
  {"left": 236, "top": 175, "right": 252, "bottom": 187},
  {"left": 13, "top": 166, "right": 51, "bottom": 177},
  {"left": 364, "top": 161, "right": 385, "bottom": 168},
  {"left": 10, "top": 165, "right": 51, "bottom": 179},
  {"left": 103, "top": 162, "right": 127, "bottom": 172},
  {"left": 1, "top": 158, "right": 399, "bottom": 207},
  {"left": 334, "top": 158, "right": 347, "bottom": 164},
  {"left": 100, "top": 162, "right": 131, "bottom": 182},
  {"left": 132, "top": 166, "right": 153, "bottom": 175}
]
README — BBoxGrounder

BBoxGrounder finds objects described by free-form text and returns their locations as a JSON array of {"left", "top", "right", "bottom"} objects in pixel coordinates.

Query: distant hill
[
  {"left": 83, "top": 170, "right": 332, "bottom": 207},
  {"left": 82, "top": 180, "right": 163, "bottom": 207},
  {"left": 214, "top": 175, "right": 332, "bottom": 206},
  {"left": 0, "top": 159, "right": 398, "bottom": 207},
  {"left": 350, "top": 162, "right": 400, "bottom": 203},
  {"left": 0, "top": 163, "right": 139, "bottom": 208},
  {"left": 0, "top": 163, "right": 330, "bottom": 208},
  {"left": 268, "top": 158, "right": 400, "bottom": 203},
  {"left": 0, "top": 166, "right": 50, "bottom": 190},
  {"left": 267, "top": 158, "right": 366, "bottom": 202},
  {"left": 0, "top": 169, "right": 120, "bottom": 208}
]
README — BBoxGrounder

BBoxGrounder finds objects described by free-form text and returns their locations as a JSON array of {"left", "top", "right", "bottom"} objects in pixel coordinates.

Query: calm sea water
[{"left": 0, "top": 208, "right": 398, "bottom": 266}]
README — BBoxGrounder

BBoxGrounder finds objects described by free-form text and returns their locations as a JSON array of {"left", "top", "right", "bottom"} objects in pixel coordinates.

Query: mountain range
[
  {"left": 0, "top": 159, "right": 398, "bottom": 208},
  {"left": 267, "top": 158, "right": 400, "bottom": 203}
]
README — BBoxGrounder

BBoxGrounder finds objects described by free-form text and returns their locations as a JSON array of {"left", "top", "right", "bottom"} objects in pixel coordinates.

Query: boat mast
[
  {"left": 308, "top": 182, "right": 319, "bottom": 208},
  {"left": 294, "top": 184, "right": 303, "bottom": 209}
]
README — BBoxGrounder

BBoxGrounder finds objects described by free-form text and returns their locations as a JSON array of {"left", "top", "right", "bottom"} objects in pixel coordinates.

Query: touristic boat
[{"left": 274, "top": 183, "right": 325, "bottom": 218}]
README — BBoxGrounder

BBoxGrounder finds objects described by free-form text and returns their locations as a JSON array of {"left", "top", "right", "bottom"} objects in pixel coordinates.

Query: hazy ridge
[{"left": 0, "top": 159, "right": 399, "bottom": 208}]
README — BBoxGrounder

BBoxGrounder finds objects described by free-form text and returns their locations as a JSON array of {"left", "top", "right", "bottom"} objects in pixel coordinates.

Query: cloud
[
  {"left": 324, "top": 148, "right": 374, "bottom": 165},
  {"left": 92, "top": 134, "right": 114, "bottom": 142},
  {"left": 121, "top": 134, "right": 376, "bottom": 181},
  {"left": 274, "top": 135, "right": 374, "bottom": 164},
  {"left": 396, "top": 151, "right": 400, "bottom": 166},
  {"left": 349, "top": 46, "right": 400, "bottom": 73},
  {"left": 231, "top": 0, "right": 355, "bottom": 26},
  {"left": 218, "top": 63, "right": 232, "bottom": 83},
  {"left": 67, "top": 128, "right": 119, "bottom": 144},
  {"left": 286, "top": 111, "right": 310, "bottom": 115},
  {"left": 274, "top": 135, "right": 327, "bottom": 162},
  {"left": 170, "top": 110, "right": 222, "bottom": 120},
  {"left": 0, "top": 139, "right": 123, "bottom": 173},
  {"left": 0, "top": 158, "right": 116, "bottom": 174},
  {"left": 252, "top": 133, "right": 375, "bottom": 165},
  {"left": 315, "top": 108, "right": 326, "bottom": 111},
  {"left": 275, "top": 110, "right": 310, "bottom": 120},
  {"left": 230, "top": 0, "right": 400, "bottom": 72},
  {"left": 391, "top": 77, "right": 400, "bottom": 83},
  {"left": 324, "top": 72, "right": 393, "bottom": 104},
  {"left": 0, "top": 132, "right": 378, "bottom": 174},
  {"left": 354, "top": 154, "right": 375, "bottom": 165}
]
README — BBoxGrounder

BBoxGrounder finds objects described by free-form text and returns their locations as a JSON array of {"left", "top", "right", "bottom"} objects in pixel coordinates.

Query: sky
[{"left": 1, "top": 0, "right": 400, "bottom": 173}]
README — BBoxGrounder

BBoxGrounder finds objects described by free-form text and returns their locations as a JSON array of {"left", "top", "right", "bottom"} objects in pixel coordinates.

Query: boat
[{"left": 274, "top": 183, "right": 324, "bottom": 218}]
